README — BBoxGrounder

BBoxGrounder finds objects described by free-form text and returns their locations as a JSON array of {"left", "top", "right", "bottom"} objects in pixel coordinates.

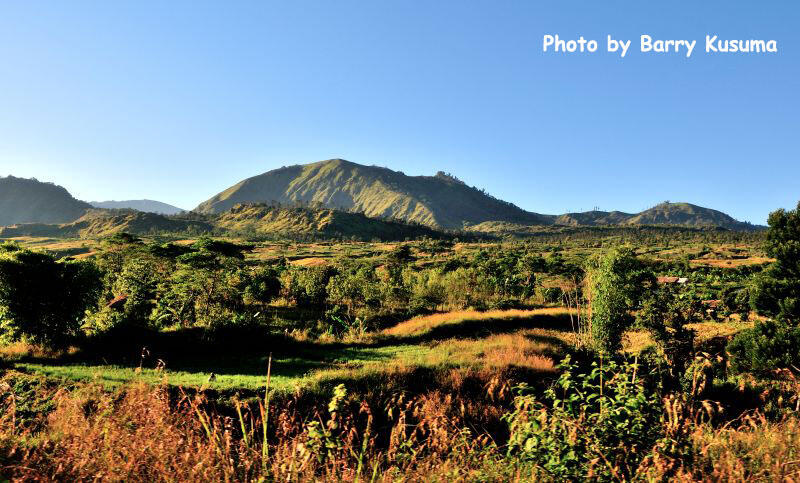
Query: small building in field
[{"left": 657, "top": 276, "right": 689, "bottom": 285}]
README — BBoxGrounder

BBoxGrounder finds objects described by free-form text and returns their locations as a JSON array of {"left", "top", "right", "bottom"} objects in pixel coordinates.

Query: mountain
[
  {"left": 214, "top": 203, "right": 446, "bottom": 241},
  {"left": 196, "top": 160, "right": 758, "bottom": 232},
  {"left": 621, "top": 202, "right": 756, "bottom": 230},
  {"left": 195, "top": 159, "right": 551, "bottom": 230},
  {"left": 90, "top": 200, "right": 185, "bottom": 215},
  {"left": 553, "top": 211, "right": 635, "bottom": 227},
  {"left": 0, "top": 176, "right": 91, "bottom": 226},
  {"left": 0, "top": 210, "right": 212, "bottom": 238},
  {"left": 0, "top": 204, "right": 445, "bottom": 241}
]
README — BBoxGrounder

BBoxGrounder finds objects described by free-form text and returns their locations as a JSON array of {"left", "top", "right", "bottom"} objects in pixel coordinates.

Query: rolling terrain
[
  {"left": 2, "top": 165, "right": 760, "bottom": 238},
  {"left": 90, "top": 199, "right": 185, "bottom": 215},
  {"left": 196, "top": 159, "right": 759, "bottom": 232},
  {"left": 195, "top": 158, "right": 551, "bottom": 229},
  {"left": 215, "top": 203, "right": 444, "bottom": 240},
  {"left": 0, "top": 210, "right": 213, "bottom": 238},
  {"left": 0, "top": 176, "right": 91, "bottom": 226}
]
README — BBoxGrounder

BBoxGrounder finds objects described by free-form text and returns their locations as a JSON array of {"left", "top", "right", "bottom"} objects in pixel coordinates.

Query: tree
[
  {"left": 637, "top": 286, "right": 697, "bottom": 383},
  {"left": 0, "top": 248, "right": 102, "bottom": 349},
  {"left": 750, "top": 201, "right": 800, "bottom": 322},
  {"left": 588, "top": 247, "right": 654, "bottom": 353}
]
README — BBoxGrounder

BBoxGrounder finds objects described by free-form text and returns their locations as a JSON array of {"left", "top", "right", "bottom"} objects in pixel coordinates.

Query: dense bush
[
  {"left": 727, "top": 320, "right": 800, "bottom": 375},
  {"left": 505, "top": 356, "right": 663, "bottom": 480},
  {"left": 588, "top": 247, "right": 654, "bottom": 352},
  {"left": 750, "top": 202, "right": 800, "bottom": 322},
  {"left": 0, "top": 247, "right": 102, "bottom": 348}
]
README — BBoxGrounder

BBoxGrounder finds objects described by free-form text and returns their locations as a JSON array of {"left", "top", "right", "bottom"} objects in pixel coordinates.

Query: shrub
[
  {"left": 0, "top": 249, "right": 102, "bottom": 349},
  {"left": 540, "top": 286, "right": 563, "bottom": 304},
  {"left": 504, "top": 356, "right": 663, "bottom": 480},
  {"left": 588, "top": 248, "right": 654, "bottom": 353},
  {"left": 727, "top": 320, "right": 800, "bottom": 375},
  {"left": 749, "top": 201, "right": 800, "bottom": 322}
]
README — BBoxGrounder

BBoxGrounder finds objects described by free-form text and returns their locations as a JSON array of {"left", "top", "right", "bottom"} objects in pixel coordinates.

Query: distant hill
[
  {"left": 553, "top": 211, "right": 635, "bottom": 227},
  {"left": 0, "top": 176, "right": 91, "bottom": 226},
  {"left": 90, "top": 200, "right": 185, "bottom": 215},
  {"left": 214, "top": 203, "right": 446, "bottom": 241},
  {"left": 195, "top": 159, "right": 551, "bottom": 230},
  {"left": 622, "top": 202, "right": 757, "bottom": 230},
  {"left": 0, "top": 210, "right": 213, "bottom": 238},
  {"left": 195, "top": 159, "right": 758, "bottom": 232},
  {"left": 0, "top": 204, "right": 444, "bottom": 241}
]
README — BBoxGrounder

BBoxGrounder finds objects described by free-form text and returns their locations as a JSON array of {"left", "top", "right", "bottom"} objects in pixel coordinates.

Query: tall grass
[{"left": 2, "top": 368, "right": 800, "bottom": 482}]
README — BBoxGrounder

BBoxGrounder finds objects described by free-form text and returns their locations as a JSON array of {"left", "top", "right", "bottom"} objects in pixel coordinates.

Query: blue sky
[{"left": 0, "top": 1, "right": 796, "bottom": 223}]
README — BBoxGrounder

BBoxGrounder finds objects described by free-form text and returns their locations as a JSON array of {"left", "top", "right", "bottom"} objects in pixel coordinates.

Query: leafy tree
[
  {"left": 0, "top": 249, "right": 102, "bottom": 348},
  {"left": 637, "top": 286, "right": 696, "bottom": 384},
  {"left": 505, "top": 357, "right": 663, "bottom": 481},
  {"left": 727, "top": 320, "right": 800, "bottom": 374},
  {"left": 588, "top": 247, "right": 654, "bottom": 353},
  {"left": 284, "top": 266, "right": 336, "bottom": 308},
  {"left": 750, "top": 201, "right": 800, "bottom": 322},
  {"left": 327, "top": 263, "right": 381, "bottom": 317},
  {"left": 243, "top": 265, "right": 282, "bottom": 306}
]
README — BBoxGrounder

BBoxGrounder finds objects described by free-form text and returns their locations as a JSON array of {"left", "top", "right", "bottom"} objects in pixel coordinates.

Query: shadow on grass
[
  {"left": 371, "top": 312, "right": 575, "bottom": 347},
  {"left": 10, "top": 312, "right": 577, "bottom": 382}
]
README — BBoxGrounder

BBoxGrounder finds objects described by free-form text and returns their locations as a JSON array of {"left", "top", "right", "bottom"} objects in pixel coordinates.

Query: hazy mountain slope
[
  {"left": 0, "top": 210, "right": 212, "bottom": 238},
  {"left": 214, "top": 203, "right": 445, "bottom": 240},
  {"left": 554, "top": 211, "right": 634, "bottom": 226},
  {"left": 195, "top": 159, "right": 550, "bottom": 229},
  {"left": 90, "top": 200, "right": 185, "bottom": 215},
  {"left": 624, "top": 202, "right": 755, "bottom": 230},
  {"left": 0, "top": 176, "right": 92, "bottom": 226}
]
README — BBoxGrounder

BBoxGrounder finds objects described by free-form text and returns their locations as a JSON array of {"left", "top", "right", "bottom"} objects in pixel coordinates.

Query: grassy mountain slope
[
  {"left": 215, "top": 203, "right": 445, "bottom": 240},
  {"left": 0, "top": 176, "right": 91, "bottom": 226},
  {"left": 0, "top": 210, "right": 213, "bottom": 238},
  {"left": 554, "top": 210, "right": 634, "bottom": 226},
  {"left": 90, "top": 200, "right": 185, "bottom": 215},
  {"left": 623, "top": 202, "right": 756, "bottom": 230},
  {"left": 195, "top": 159, "right": 550, "bottom": 229}
]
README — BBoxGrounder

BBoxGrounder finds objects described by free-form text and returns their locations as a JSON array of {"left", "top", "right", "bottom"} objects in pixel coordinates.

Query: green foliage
[
  {"left": 243, "top": 266, "right": 282, "bottom": 306},
  {"left": 0, "top": 249, "right": 102, "bottom": 349},
  {"left": 637, "top": 287, "right": 697, "bottom": 385},
  {"left": 750, "top": 201, "right": 800, "bottom": 322},
  {"left": 504, "top": 356, "right": 663, "bottom": 481},
  {"left": 326, "top": 263, "right": 382, "bottom": 317},
  {"left": 540, "top": 286, "right": 564, "bottom": 304},
  {"left": 727, "top": 320, "right": 800, "bottom": 375},
  {"left": 284, "top": 266, "right": 335, "bottom": 308},
  {"left": 300, "top": 384, "right": 348, "bottom": 464},
  {"left": 589, "top": 247, "right": 654, "bottom": 353}
]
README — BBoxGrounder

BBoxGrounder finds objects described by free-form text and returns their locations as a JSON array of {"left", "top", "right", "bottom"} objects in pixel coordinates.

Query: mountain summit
[
  {"left": 195, "top": 160, "right": 760, "bottom": 232},
  {"left": 195, "top": 159, "right": 550, "bottom": 229},
  {"left": 90, "top": 200, "right": 185, "bottom": 215},
  {"left": 0, "top": 176, "right": 91, "bottom": 226}
]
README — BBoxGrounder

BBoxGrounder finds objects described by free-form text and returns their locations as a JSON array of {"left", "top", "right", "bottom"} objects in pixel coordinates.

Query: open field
[
  {"left": 4, "top": 308, "right": 577, "bottom": 392},
  {"left": 2, "top": 229, "right": 797, "bottom": 481}
]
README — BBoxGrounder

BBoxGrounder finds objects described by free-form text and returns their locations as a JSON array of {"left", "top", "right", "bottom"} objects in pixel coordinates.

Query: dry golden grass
[
  {"left": 384, "top": 307, "right": 573, "bottom": 337},
  {"left": 625, "top": 320, "right": 753, "bottom": 353},
  {"left": 290, "top": 257, "right": 329, "bottom": 267},
  {"left": 691, "top": 257, "right": 774, "bottom": 268},
  {"left": 0, "top": 341, "right": 79, "bottom": 360},
  {"left": 671, "top": 415, "right": 800, "bottom": 481}
]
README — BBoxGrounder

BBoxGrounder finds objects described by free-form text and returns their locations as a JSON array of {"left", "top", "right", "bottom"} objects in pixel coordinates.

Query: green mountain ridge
[
  {"left": 195, "top": 159, "right": 550, "bottom": 229},
  {"left": 0, "top": 204, "right": 447, "bottom": 241},
  {"left": 214, "top": 203, "right": 445, "bottom": 240},
  {"left": 0, "top": 176, "right": 92, "bottom": 226},
  {"left": 0, "top": 209, "right": 213, "bottom": 238},
  {"left": 196, "top": 159, "right": 759, "bottom": 232},
  {"left": 1, "top": 164, "right": 761, "bottom": 236},
  {"left": 89, "top": 200, "right": 186, "bottom": 215}
]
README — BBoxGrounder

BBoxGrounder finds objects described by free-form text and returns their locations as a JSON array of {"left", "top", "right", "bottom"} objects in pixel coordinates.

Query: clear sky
[{"left": 0, "top": 1, "right": 796, "bottom": 223}]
